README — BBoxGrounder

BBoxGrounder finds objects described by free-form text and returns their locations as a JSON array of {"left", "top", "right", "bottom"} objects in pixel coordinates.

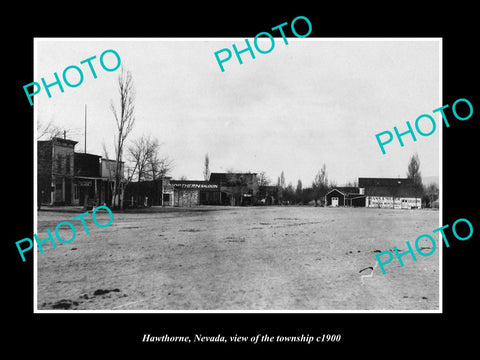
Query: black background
[{"left": 5, "top": 5, "right": 478, "bottom": 355}]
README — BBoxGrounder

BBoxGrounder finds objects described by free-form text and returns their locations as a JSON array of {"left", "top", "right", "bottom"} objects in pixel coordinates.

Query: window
[
  {"left": 56, "top": 155, "right": 62, "bottom": 172},
  {"left": 65, "top": 156, "right": 71, "bottom": 174},
  {"left": 73, "top": 183, "right": 79, "bottom": 201}
]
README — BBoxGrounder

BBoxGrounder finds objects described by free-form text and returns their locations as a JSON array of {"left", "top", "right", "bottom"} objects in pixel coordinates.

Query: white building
[{"left": 359, "top": 177, "right": 422, "bottom": 209}]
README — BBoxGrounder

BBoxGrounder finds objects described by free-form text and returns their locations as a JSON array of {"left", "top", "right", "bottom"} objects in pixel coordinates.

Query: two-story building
[
  {"left": 37, "top": 137, "right": 124, "bottom": 207},
  {"left": 38, "top": 137, "right": 77, "bottom": 205}
]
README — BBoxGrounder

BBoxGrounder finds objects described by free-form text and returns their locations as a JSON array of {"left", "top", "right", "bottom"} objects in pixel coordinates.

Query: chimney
[{"left": 63, "top": 130, "right": 66, "bottom": 139}]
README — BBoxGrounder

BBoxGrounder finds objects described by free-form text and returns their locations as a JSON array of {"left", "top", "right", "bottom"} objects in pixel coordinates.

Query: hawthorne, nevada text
[
  {"left": 214, "top": 16, "right": 312, "bottom": 72},
  {"left": 375, "top": 98, "right": 473, "bottom": 155},
  {"left": 15, "top": 205, "right": 113, "bottom": 262},
  {"left": 376, "top": 217, "right": 474, "bottom": 274},
  {"left": 23, "top": 49, "right": 121, "bottom": 106}
]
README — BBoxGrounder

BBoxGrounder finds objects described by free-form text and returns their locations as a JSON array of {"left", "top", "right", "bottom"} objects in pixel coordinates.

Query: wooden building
[
  {"left": 37, "top": 137, "right": 77, "bottom": 205},
  {"left": 170, "top": 180, "right": 221, "bottom": 207},
  {"left": 326, "top": 178, "right": 422, "bottom": 209},
  {"left": 326, "top": 187, "right": 366, "bottom": 207},
  {"left": 359, "top": 177, "right": 422, "bottom": 209},
  {"left": 73, "top": 152, "right": 102, "bottom": 206},
  {"left": 123, "top": 179, "right": 163, "bottom": 207},
  {"left": 209, "top": 172, "right": 259, "bottom": 206},
  {"left": 258, "top": 185, "right": 279, "bottom": 205},
  {"left": 38, "top": 137, "right": 124, "bottom": 207}
]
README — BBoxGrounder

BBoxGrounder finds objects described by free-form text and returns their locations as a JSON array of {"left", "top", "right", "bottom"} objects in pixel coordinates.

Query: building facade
[
  {"left": 359, "top": 177, "right": 421, "bottom": 209},
  {"left": 123, "top": 179, "right": 162, "bottom": 207},
  {"left": 171, "top": 180, "right": 221, "bottom": 207},
  {"left": 73, "top": 152, "right": 102, "bottom": 206},
  {"left": 209, "top": 172, "right": 259, "bottom": 206},
  {"left": 326, "top": 187, "right": 366, "bottom": 207},
  {"left": 38, "top": 137, "right": 124, "bottom": 207},
  {"left": 326, "top": 178, "right": 422, "bottom": 209},
  {"left": 38, "top": 137, "right": 77, "bottom": 205}
]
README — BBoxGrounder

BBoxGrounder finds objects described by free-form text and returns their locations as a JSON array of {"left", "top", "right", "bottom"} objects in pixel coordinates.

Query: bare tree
[
  {"left": 345, "top": 179, "right": 358, "bottom": 187},
  {"left": 102, "top": 141, "right": 110, "bottom": 160},
  {"left": 284, "top": 182, "right": 295, "bottom": 204},
  {"left": 277, "top": 171, "right": 286, "bottom": 204},
  {"left": 257, "top": 171, "right": 271, "bottom": 186},
  {"left": 37, "top": 118, "right": 64, "bottom": 140},
  {"left": 127, "top": 135, "right": 173, "bottom": 182},
  {"left": 128, "top": 136, "right": 152, "bottom": 182},
  {"left": 424, "top": 182, "right": 439, "bottom": 208},
  {"left": 203, "top": 153, "right": 210, "bottom": 181},
  {"left": 278, "top": 171, "right": 285, "bottom": 189},
  {"left": 110, "top": 66, "right": 136, "bottom": 209},
  {"left": 406, "top": 152, "right": 423, "bottom": 208},
  {"left": 295, "top": 179, "right": 303, "bottom": 204},
  {"left": 148, "top": 150, "right": 173, "bottom": 180},
  {"left": 312, "top": 164, "right": 328, "bottom": 207}
]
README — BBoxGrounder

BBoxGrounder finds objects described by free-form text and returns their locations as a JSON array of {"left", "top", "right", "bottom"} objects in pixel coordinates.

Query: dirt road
[{"left": 36, "top": 206, "right": 439, "bottom": 311}]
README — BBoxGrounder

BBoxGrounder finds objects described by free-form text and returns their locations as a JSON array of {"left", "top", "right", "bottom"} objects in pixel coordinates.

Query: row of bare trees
[
  {"left": 260, "top": 154, "right": 438, "bottom": 207},
  {"left": 254, "top": 165, "right": 330, "bottom": 206}
]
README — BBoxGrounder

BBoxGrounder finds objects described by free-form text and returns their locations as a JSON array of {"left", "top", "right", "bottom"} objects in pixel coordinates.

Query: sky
[{"left": 35, "top": 38, "right": 441, "bottom": 187}]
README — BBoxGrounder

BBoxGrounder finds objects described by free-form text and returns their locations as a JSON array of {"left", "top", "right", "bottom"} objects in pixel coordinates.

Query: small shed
[
  {"left": 326, "top": 189, "right": 346, "bottom": 207},
  {"left": 326, "top": 187, "right": 366, "bottom": 207}
]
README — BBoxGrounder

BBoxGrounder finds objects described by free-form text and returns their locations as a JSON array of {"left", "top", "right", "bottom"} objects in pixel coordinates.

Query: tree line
[
  {"left": 39, "top": 67, "right": 438, "bottom": 210},
  {"left": 254, "top": 153, "right": 438, "bottom": 208}
]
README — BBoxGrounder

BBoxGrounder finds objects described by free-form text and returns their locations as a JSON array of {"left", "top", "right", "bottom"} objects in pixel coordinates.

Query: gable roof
[
  {"left": 335, "top": 187, "right": 360, "bottom": 194},
  {"left": 209, "top": 173, "right": 228, "bottom": 183},
  {"left": 358, "top": 177, "right": 420, "bottom": 198}
]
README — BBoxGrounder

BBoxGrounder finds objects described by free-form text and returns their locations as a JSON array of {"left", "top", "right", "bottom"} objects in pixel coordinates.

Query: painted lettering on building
[{"left": 172, "top": 183, "right": 219, "bottom": 189}]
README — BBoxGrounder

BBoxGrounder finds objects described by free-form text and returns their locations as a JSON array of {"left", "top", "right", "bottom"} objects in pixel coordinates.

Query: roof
[
  {"left": 358, "top": 177, "right": 412, "bottom": 187},
  {"left": 335, "top": 187, "right": 359, "bottom": 194},
  {"left": 38, "top": 137, "right": 78, "bottom": 146},
  {"left": 75, "top": 152, "right": 101, "bottom": 159},
  {"left": 327, "top": 187, "right": 362, "bottom": 198},
  {"left": 209, "top": 173, "right": 228, "bottom": 183},
  {"left": 358, "top": 177, "right": 419, "bottom": 198},
  {"left": 363, "top": 185, "right": 420, "bottom": 198},
  {"left": 102, "top": 158, "right": 125, "bottom": 164},
  {"left": 209, "top": 172, "right": 257, "bottom": 186}
]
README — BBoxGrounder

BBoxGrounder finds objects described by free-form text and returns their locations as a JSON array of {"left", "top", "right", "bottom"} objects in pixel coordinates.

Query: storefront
[{"left": 169, "top": 180, "right": 221, "bottom": 207}]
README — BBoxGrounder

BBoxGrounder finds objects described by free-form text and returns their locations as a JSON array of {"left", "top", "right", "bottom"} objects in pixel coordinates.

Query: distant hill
[{"left": 423, "top": 175, "right": 439, "bottom": 187}]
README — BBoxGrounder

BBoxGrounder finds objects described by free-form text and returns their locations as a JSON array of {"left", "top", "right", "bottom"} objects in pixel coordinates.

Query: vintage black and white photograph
[{"left": 34, "top": 38, "right": 441, "bottom": 311}]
